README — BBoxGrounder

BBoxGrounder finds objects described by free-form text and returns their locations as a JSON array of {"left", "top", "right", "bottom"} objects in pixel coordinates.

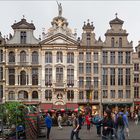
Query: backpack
[{"left": 117, "top": 115, "right": 124, "bottom": 127}]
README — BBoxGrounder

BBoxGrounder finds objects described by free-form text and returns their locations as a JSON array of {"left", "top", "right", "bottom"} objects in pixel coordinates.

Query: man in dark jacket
[{"left": 45, "top": 113, "right": 52, "bottom": 140}]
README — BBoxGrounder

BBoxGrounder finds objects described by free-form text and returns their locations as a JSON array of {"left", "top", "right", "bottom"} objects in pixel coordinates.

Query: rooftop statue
[{"left": 57, "top": 1, "right": 62, "bottom": 17}]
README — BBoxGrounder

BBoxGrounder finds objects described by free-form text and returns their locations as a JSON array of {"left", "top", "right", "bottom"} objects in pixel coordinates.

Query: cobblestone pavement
[{"left": 38, "top": 121, "right": 140, "bottom": 140}]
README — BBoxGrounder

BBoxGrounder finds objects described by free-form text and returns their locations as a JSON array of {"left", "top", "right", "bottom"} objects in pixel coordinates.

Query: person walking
[
  {"left": 85, "top": 112, "right": 91, "bottom": 132},
  {"left": 70, "top": 113, "right": 80, "bottom": 140},
  {"left": 116, "top": 112, "right": 125, "bottom": 140},
  {"left": 93, "top": 109, "right": 114, "bottom": 140},
  {"left": 134, "top": 112, "right": 138, "bottom": 125},
  {"left": 92, "top": 112, "right": 102, "bottom": 137},
  {"left": 57, "top": 114, "right": 63, "bottom": 129},
  {"left": 45, "top": 113, "right": 52, "bottom": 140}
]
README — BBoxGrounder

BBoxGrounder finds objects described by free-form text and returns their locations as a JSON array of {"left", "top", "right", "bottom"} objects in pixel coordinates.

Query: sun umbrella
[{"left": 60, "top": 108, "right": 65, "bottom": 112}]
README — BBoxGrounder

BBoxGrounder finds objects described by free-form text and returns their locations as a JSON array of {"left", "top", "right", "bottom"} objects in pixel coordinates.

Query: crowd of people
[{"left": 44, "top": 108, "right": 139, "bottom": 140}]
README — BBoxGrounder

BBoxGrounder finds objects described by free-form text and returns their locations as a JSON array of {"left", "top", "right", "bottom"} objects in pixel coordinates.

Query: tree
[{"left": 2, "top": 102, "right": 26, "bottom": 127}]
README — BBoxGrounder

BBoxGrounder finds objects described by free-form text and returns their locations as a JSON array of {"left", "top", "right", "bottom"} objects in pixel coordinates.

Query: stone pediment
[{"left": 40, "top": 33, "right": 78, "bottom": 45}]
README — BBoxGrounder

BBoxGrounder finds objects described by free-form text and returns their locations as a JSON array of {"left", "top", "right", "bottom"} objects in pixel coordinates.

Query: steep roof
[
  {"left": 109, "top": 17, "right": 124, "bottom": 25},
  {"left": 11, "top": 18, "right": 35, "bottom": 30}
]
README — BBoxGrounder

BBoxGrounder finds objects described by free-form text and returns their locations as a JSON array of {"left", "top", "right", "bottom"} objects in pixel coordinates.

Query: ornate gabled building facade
[
  {"left": 102, "top": 15, "right": 133, "bottom": 112},
  {"left": 39, "top": 12, "right": 79, "bottom": 110},
  {"left": 133, "top": 42, "right": 140, "bottom": 111},
  {"left": 0, "top": 7, "right": 138, "bottom": 114}
]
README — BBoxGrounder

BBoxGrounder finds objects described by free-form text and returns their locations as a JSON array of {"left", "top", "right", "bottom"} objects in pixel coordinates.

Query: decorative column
[{"left": 15, "top": 67, "right": 18, "bottom": 85}]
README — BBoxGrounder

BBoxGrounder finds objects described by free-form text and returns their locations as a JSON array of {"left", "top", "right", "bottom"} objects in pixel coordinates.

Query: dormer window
[
  {"left": 119, "top": 37, "right": 122, "bottom": 47},
  {"left": 111, "top": 37, "right": 115, "bottom": 47},
  {"left": 139, "top": 52, "right": 140, "bottom": 58},
  {"left": 20, "top": 31, "right": 26, "bottom": 44},
  {"left": 87, "top": 33, "right": 90, "bottom": 47}
]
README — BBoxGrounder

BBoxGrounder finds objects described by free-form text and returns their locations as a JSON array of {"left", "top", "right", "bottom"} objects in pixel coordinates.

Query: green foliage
[{"left": 1, "top": 102, "right": 26, "bottom": 126}]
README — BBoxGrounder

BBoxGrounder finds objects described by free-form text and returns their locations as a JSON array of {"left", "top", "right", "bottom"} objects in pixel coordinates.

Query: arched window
[
  {"left": 20, "top": 51, "right": 26, "bottom": 62},
  {"left": 45, "top": 90, "right": 52, "bottom": 100},
  {"left": 32, "top": 51, "right": 38, "bottom": 64},
  {"left": 9, "top": 51, "right": 15, "bottom": 63},
  {"left": 119, "top": 38, "right": 122, "bottom": 47},
  {"left": 32, "top": 91, "right": 38, "bottom": 99},
  {"left": 111, "top": 37, "right": 115, "bottom": 47},
  {"left": 18, "top": 90, "right": 28, "bottom": 99},
  {"left": 20, "top": 70, "right": 26, "bottom": 85},
  {"left": 8, "top": 91, "right": 15, "bottom": 100},
  {"left": 0, "top": 50, "right": 3, "bottom": 62}
]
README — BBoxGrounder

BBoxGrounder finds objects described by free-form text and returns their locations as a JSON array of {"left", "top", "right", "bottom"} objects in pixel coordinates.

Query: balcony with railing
[
  {"left": 55, "top": 82, "right": 65, "bottom": 87},
  {"left": 17, "top": 61, "right": 29, "bottom": 65},
  {"left": 85, "top": 84, "right": 93, "bottom": 90}
]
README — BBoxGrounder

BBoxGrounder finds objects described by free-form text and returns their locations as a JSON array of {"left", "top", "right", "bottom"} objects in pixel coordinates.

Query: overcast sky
[{"left": 0, "top": 1, "right": 140, "bottom": 48}]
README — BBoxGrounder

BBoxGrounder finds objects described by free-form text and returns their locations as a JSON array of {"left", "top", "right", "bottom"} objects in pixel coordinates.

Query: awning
[
  {"left": 23, "top": 101, "right": 40, "bottom": 105},
  {"left": 66, "top": 103, "right": 78, "bottom": 109},
  {"left": 40, "top": 103, "right": 53, "bottom": 110},
  {"left": 102, "top": 103, "right": 132, "bottom": 105},
  {"left": 52, "top": 105, "right": 66, "bottom": 109},
  {"left": 134, "top": 101, "right": 140, "bottom": 104}
]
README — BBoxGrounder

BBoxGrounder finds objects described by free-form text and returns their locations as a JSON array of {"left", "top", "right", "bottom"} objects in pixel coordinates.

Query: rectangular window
[
  {"left": 67, "top": 52, "right": 74, "bottom": 63},
  {"left": 102, "top": 90, "right": 108, "bottom": 98},
  {"left": 86, "top": 63, "right": 91, "bottom": 74},
  {"left": 0, "top": 85, "right": 3, "bottom": 99},
  {"left": 94, "top": 52, "right": 98, "bottom": 61},
  {"left": 79, "top": 63, "right": 84, "bottom": 74},
  {"left": 79, "top": 91, "right": 84, "bottom": 100},
  {"left": 118, "top": 52, "right": 123, "bottom": 64},
  {"left": 79, "top": 52, "right": 84, "bottom": 61},
  {"left": 0, "top": 50, "right": 3, "bottom": 62},
  {"left": 118, "top": 68, "right": 123, "bottom": 85},
  {"left": 134, "top": 74, "right": 139, "bottom": 83},
  {"left": 0, "top": 67, "right": 3, "bottom": 81},
  {"left": 45, "top": 52, "right": 52, "bottom": 63},
  {"left": 102, "top": 68, "right": 108, "bottom": 85},
  {"left": 94, "top": 90, "right": 98, "bottom": 100},
  {"left": 86, "top": 77, "right": 91, "bottom": 88},
  {"left": 118, "top": 90, "right": 123, "bottom": 98},
  {"left": 102, "top": 51, "right": 108, "bottom": 64},
  {"left": 79, "top": 77, "right": 84, "bottom": 88},
  {"left": 126, "top": 90, "right": 130, "bottom": 98},
  {"left": 134, "top": 63, "right": 139, "bottom": 71},
  {"left": 125, "top": 52, "right": 131, "bottom": 64},
  {"left": 110, "top": 52, "right": 115, "bottom": 64},
  {"left": 86, "top": 52, "right": 91, "bottom": 62},
  {"left": 57, "top": 52, "right": 63, "bottom": 63},
  {"left": 126, "top": 68, "right": 130, "bottom": 85},
  {"left": 93, "top": 63, "right": 98, "bottom": 74},
  {"left": 56, "top": 67, "right": 63, "bottom": 83},
  {"left": 20, "top": 31, "right": 26, "bottom": 44},
  {"left": 32, "top": 68, "right": 38, "bottom": 85},
  {"left": 110, "top": 68, "right": 115, "bottom": 85},
  {"left": 110, "top": 90, "right": 115, "bottom": 98},
  {"left": 45, "top": 68, "right": 52, "bottom": 85},
  {"left": 134, "top": 87, "right": 139, "bottom": 98},
  {"left": 94, "top": 77, "right": 98, "bottom": 88},
  {"left": 67, "top": 68, "right": 74, "bottom": 85},
  {"left": 9, "top": 68, "right": 15, "bottom": 85}
]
